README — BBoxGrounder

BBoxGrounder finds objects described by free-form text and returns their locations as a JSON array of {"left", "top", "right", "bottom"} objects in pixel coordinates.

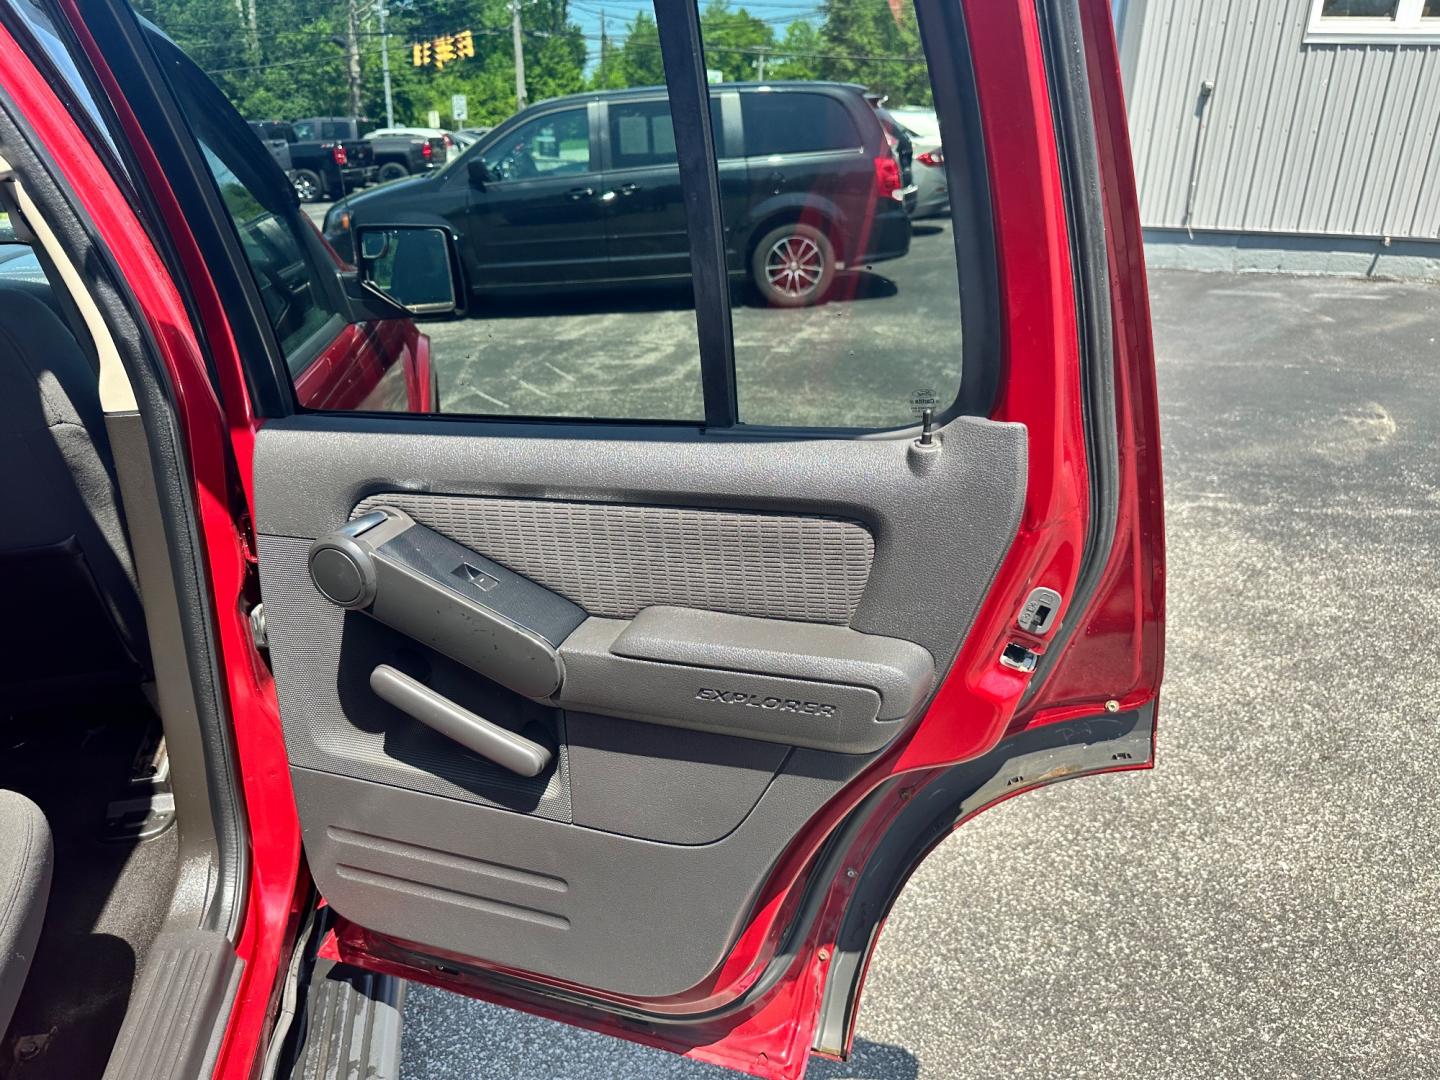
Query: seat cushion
[{"left": 0, "top": 790, "right": 52, "bottom": 1035}]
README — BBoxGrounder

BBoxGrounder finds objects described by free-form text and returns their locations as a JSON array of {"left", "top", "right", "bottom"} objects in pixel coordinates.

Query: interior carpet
[{"left": 0, "top": 695, "right": 178, "bottom": 1080}]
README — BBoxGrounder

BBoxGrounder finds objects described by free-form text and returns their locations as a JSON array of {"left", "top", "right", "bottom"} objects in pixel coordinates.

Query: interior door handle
[
  {"left": 370, "top": 665, "right": 553, "bottom": 778},
  {"left": 567, "top": 186, "right": 596, "bottom": 200}
]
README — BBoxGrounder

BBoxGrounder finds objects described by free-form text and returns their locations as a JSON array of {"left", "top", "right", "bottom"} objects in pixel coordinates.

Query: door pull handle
[
  {"left": 567, "top": 186, "right": 596, "bottom": 200},
  {"left": 370, "top": 665, "right": 553, "bottom": 778}
]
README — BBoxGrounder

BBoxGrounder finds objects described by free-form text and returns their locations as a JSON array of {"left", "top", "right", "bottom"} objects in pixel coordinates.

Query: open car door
[{"left": 32, "top": 0, "right": 1164, "bottom": 1074}]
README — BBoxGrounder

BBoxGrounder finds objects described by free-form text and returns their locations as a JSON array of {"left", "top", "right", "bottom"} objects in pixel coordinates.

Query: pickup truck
[
  {"left": 285, "top": 116, "right": 378, "bottom": 201},
  {"left": 292, "top": 116, "right": 446, "bottom": 191},
  {"left": 361, "top": 126, "right": 451, "bottom": 181}
]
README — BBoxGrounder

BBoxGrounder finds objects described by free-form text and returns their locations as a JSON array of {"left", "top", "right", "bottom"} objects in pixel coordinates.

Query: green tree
[
  {"left": 590, "top": 21, "right": 629, "bottom": 90},
  {"left": 767, "top": 20, "right": 821, "bottom": 81},
  {"left": 618, "top": 11, "right": 665, "bottom": 87},
  {"left": 816, "top": 0, "right": 930, "bottom": 105},
  {"left": 698, "top": 0, "right": 775, "bottom": 82},
  {"left": 138, "top": 0, "right": 587, "bottom": 127}
]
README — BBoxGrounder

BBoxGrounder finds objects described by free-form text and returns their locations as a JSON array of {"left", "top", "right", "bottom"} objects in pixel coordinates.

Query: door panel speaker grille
[{"left": 352, "top": 493, "right": 874, "bottom": 625}]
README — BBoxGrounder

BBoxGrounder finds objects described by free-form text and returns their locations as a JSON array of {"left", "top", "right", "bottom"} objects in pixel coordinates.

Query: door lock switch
[{"left": 1017, "top": 587, "right": 1062, "bottom": 636}]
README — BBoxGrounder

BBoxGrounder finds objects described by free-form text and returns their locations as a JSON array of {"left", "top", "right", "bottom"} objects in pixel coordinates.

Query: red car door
[{"left": 4, "top": 0, "right": 1162, "bottom": 1075}]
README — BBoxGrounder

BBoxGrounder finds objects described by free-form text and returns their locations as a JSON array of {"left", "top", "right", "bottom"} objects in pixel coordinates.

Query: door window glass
[
  {"left": 139, "top": 0, "right": 987, "bottom": 430},
  {"left": 610, "top": 101, "right": 678, "bottom": 169},
  {"left": 740, "top": 92, "right": 863, "bottom": 156},
  {"left": 482, "top": 109, "right": 593, "bottom": 180},
  {"left": 157, "top": 38, "right": 343, "bottom": 374},
  {"left": 702, "top": 0, "right": 970, "bottom": 427}
]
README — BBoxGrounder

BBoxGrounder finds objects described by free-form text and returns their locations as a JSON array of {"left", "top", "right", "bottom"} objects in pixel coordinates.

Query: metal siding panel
[
  {"left": 1394, "top": 61, "right": 1440, "bottom": 238},
  {"left": 1237, "top": 0, "right": 1313, "bottom": 230},
  {"left": 1269, "top": 46, "right": 1341, "bottom": 231},
  {"left": 1300, "top": 48, "right": 1372, "bottom": 232},
  {"left": 1350, "top": 47, "right": 1420, "bottom": 235},
  {"left": 1408, "top": 107, "right": 1440, "bottom": 237},
  {"left": 1332, "top": 48, "right": 1402, "bottom": 232},
  {"left": 1374, "top": 53, "right": 1439, "bottom": 235},
  {"left": 1135, "top": 1, "right": 1198, "bottom": 226},
  {"left": 1159, "top": 1, "right": 1229, "bottom": 225},
  {"left": 1193, "top": 0, "right": 1266, "bottom": 228},
  {"left": 1129, "top": 0, "right": 1440, "bottom": 241}
]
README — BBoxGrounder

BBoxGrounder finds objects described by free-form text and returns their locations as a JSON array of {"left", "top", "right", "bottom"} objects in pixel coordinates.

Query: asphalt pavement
[{"left": 390, "top": 266, "right": 1440, "bottom": 1079}]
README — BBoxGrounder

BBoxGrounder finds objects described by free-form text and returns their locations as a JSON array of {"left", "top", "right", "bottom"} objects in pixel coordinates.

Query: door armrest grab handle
[{"left": 370, "top": 664, "right": 553, "bottom": 778}]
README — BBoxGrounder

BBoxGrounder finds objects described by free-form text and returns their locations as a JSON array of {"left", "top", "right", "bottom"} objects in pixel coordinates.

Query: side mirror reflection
[{"left": 355, "top": 226, "right": 459, "bottom": 316}]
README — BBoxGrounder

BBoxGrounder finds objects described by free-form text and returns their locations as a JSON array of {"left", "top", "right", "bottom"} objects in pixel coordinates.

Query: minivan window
[
  {"left": 741, "top": 93, "right": 862, "bottom": 157},
  {"left": 608, "top": 98, "right": 726, "bottom": 168},
  {"left": 482, "top": 108, "right": 592, "bottom": 180},
  {"left": 610, "top": 101, "right": 677, "bottom": 168}
]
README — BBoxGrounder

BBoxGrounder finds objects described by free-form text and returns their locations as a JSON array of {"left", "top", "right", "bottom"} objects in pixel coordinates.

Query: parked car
[
  {"left": 887, "top": 107, "right": 949, "bottom": 218},
  {"left": 247, "top": 119, "right": 296, "bottom": 177},
  {"left": 325, "top": 82, "right": 914, "bottom": 307},
  {"left": 360, "top": 125, "right": 451, "bottom": 180},
  {"left": 863, "top": 93, "right": 920, "bottom": 216},
  {"left": 365, "top": 123, "right": 460, "bottom": 152},
  {"left": 283, "top": 116, "right": 377, "bottom": 200},
  {"left": 0, "top": 5, "right": 1161, "bottom": 1080}
]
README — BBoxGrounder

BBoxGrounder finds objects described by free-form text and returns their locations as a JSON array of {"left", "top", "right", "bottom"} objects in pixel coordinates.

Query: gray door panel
[{"left": 255, "top": 415, "right": 1026, "bottom": 998}]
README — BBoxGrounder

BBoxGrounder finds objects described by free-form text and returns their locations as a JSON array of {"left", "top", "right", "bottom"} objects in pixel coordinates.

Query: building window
[{"left": 1307, "top": 0, "right": 1440, "bottom": 42}]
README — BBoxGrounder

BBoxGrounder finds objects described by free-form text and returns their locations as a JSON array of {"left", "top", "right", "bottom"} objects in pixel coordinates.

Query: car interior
[{"left": 0, "top": 200, "right": 199, "bottom": 1080}]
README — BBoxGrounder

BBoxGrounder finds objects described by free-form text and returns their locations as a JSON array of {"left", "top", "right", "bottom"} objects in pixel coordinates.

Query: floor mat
[{"left": 0, "top": 695, "right": 178, "bottom": 1080}]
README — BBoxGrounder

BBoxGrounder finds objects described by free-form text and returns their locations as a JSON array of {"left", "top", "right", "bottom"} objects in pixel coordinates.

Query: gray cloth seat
[
  {"left": 0, "top": 286, "right": 150, "bottom": 703},
  {"left": 0, "top": 790, "right": 52, "bottom": 1036}
]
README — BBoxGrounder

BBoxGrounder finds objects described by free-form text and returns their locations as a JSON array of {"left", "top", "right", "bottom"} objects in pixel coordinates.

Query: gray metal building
[{"left": 1116, "top": 0, "right": 1440, "bottom": 278}]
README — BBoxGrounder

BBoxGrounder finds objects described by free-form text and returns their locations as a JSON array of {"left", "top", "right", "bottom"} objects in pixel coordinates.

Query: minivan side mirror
[
  {"left": 354, "top": 225, "right": 460, "bottom": 316},
  {"left": 467, "top": 159, "right": 490, "bottom": 190}
]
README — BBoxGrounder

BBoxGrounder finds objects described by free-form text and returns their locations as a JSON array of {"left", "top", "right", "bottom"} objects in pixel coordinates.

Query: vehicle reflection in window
[
  {"left": 199, "top": 144, "right": 336, "bottom": 362},
  {"left": 151, "top": 26, "right": 430, "bottom": 414}
]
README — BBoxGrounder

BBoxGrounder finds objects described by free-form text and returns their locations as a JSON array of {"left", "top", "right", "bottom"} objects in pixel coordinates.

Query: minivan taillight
[
  {"left": 422, "top": 141, "right": 433, "bottom": 159},
  {"left": 873, "top": 155, "right": 902, "bottom": 201},
  {"left": 917, "top": 149, "right": 944, "bottom": 167},
  {"left": 332, "top": 145, "right": 348, "bottom": 166}
]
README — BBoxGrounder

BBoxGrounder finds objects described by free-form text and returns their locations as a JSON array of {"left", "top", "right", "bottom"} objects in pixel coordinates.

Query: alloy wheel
[{"left": 764, "top": 234, "right": 824, "bottom": 298}]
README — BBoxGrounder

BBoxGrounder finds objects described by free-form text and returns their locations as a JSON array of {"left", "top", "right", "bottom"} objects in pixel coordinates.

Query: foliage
[{"left": 139, "top": 0, "right": 932, "bottom": 129}]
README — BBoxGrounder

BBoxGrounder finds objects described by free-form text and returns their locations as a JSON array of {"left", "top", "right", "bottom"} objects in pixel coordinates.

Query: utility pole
[
  {"left": 345, "top": 0, "right": 363, "bottom": 118},
  {"left": 756, "top": 46, "right": 767, "bottom": 81},
  {"left": 378, "top": 0, "right": 395, "bottom": 126},
  {"left": 511, "top": 0, "right": 527, "bottom": 112}
]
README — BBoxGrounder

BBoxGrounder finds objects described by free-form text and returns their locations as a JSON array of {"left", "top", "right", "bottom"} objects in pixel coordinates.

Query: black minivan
[{"left": 323, "top": 82, "right": 913, "bottom": 308}]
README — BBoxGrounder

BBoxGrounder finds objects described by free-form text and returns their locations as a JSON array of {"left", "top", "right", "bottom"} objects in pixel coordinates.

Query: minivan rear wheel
[{"left": 751, "top": 223, "right": 835, "bottom": 307}]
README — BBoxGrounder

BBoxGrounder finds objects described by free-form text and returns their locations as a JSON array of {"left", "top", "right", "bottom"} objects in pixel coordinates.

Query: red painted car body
[{"left": 0, "top": 0, "right": 1162, "bottom": 1074}]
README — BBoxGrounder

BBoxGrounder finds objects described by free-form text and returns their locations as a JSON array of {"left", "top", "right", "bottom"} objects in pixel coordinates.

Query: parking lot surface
[{"left": 394, "top": 267, "right": 1440, "bottom": 1079}]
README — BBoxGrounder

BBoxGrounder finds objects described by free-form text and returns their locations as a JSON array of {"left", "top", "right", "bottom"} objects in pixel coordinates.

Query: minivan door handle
[{"left": 566, "top": 186, "right": 596, "bottom": 200}]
